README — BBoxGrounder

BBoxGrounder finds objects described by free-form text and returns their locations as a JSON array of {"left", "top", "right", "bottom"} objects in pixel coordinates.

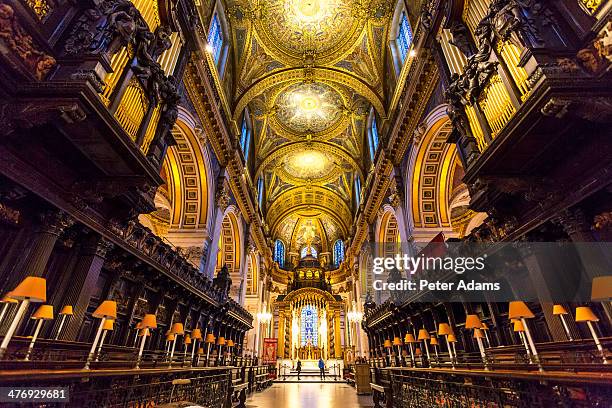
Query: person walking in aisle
[
  {"left": 296, "top": 359, "right": 302, "bottom": 381},
  {"left": 318, "top": 357, "right": 326, "bottom": 380}
]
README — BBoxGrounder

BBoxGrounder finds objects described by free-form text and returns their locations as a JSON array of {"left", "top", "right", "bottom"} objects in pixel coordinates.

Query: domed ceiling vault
[{"left": 226, "top": 0, "right": 393, "bottom": 256}]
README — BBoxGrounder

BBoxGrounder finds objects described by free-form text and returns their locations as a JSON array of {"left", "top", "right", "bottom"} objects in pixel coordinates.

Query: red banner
[{"left": 262, "top": 338, "right": 277, "bottom": 364}]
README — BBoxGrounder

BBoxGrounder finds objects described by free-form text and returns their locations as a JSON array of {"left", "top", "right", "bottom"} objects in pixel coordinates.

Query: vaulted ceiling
[{"left": 227, "top": 0, "right": 395, "bottom": 250}]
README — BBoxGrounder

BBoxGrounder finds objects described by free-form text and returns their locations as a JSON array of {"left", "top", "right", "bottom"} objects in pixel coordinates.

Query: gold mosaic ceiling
[{"left": 228, "top": 0, "right": 393, "bottom": 249}]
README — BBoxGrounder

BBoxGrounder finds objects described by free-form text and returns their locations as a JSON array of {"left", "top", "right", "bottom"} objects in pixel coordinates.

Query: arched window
[
  {"left": 354, "top": 176, "right": 362, "bottom": 207},
  {"left": 397, "top": 11, "right": 413, "bottom": 64},
  {"left": 208, "top": 13, "right": 224, "bottom": 65},
  {"left": 300, "top": 246, "right": 318, "bottom": 259},
  {"left": 240, "top": 114, "right": 252, "bottom": 162},
  {"left": 368, "top": 112, "right": 379, "bottom": 160},
  {"left": 274, "top": 239, "right": 285, "bottom": 267},
  {"left": 257, "top": 176, "right": 265, "bottom": 209},
  {"left": 333, "top": 239, "right": 345, "bottom": 266},
  {"left": 300, "top": 305, "right": 318, "bottom": 347}
]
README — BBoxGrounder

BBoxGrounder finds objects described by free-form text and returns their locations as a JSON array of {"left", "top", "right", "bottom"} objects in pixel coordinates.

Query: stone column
[
  {"left": 11, "top": 209, "right": 74, "bottom": 285},
  {"left": 334, "top": 310, "right": 342, "bottom": 358},
  {"left": 276, "top": 311, "right": 285, "bottom": 359},
  {"left": 59, "top": 237, "right": 114, "bottom": 341},
  {"left": 516, "top": 244, "right": 572, "bottom": 342}
]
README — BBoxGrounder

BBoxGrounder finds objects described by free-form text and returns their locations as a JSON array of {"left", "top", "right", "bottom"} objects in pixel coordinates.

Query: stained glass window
[
  {"left": 208, "top": 13, "right": 223, "bottom": 65},
  {"left": 300, "top": 246, "right": 318, "bottom": 259},
  {"left": 274, "top": 239, "right": 285, "bottom": 267},
  {"left": 355, "top": 177, "right": 361, "bottom": 206},
  {"left": 240, "top": 116, "right": 251, "bottom": 161},
  {"left": 369, "top": 114, "right": 379, "bottom": 160},
  {"left": 257, "top": 176, "right": 264, "bottom": 208},
  {"left": 300, "top": 305, "right": 318, "bottom": 347},
  {"left": 397, "top": 11, "right": 413, "bottom": 63},
  {"left": 333, "top": 239, "right": 344, "bottom": 266}
]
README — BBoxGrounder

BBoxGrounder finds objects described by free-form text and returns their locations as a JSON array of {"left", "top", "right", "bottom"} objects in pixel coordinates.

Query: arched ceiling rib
[{"left": 227, "top": 0, "right": 394, "bottom": 251}]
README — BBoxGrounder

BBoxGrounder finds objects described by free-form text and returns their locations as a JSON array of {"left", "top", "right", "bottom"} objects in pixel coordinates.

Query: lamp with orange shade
[
  {"left": 383, "top": 339, "right": 392, "bottom": 360},
  {"left": 196, "top": 347, "right": 205, "bottom": 366},
  {"left": 95, "top": 319, "right": 115, "bottom": 362},
  {"left": 169, "top": 322, "right": 185, "bottom": 367},
  {"left": 84, "top": 299, "right": 116, "bottom": 369},
  {"left": 480, "top": 322, "right": 491, "bottom": 347},
  {"left": 24, "top": 304, "right": 53, "bottom": 361},
  {"left": 190, "top": 328, "right": 202, "bottom": 365},
  {"left": 135, "top": 314, "right": 157, "bottom": 369},
  {"left": 0, "top": 292, "right": 18, "bottom": 327},
  {"left": 591, "top": 276, "right": 612, "bottom": 302},
  {"left": 466, "top": 315, "right": 487, "bottom": 368},
  {"left": 552, "top": 304, "right": 573, "bottom": 341},
  {"left": 205, "top": 332, "right": 215, "bottom": 366},
  {"left": 217, "top": 336, "right": 226, "bottom": 364},
  {"left": 508, "top": 301, "right": 541, "bottom": 370},
  {"left": 437, "top": 323, "right": 455, "bottom": 366},
  {"left": 576, "top": 306, "right": 608, "bottom": 364},
  {"left": 0, "top": 277, "right": 46, "bottom": 359},
  {"left": 404, "top": 333, "right": 416, "bottom": 365},
  {"left": 473, "top": 328, "right": 487, "bottom": 367},
  {"left": 54, "top": 305, "right": 73, "bottom": 341},
  {"left": 227, "top": 339, "right": 235, "bottom": 364},
  {"left": 417, "top": 329, "right": 431, "bottom": 362},
  {"left": 392, "top": 337, "right": 403, "bottom": 365},
  {"left": 430, "top": 337, "right": 439, "bottom": 361},
  {"left": 513, "top": 320, "right": 532, "bottom": 358}
]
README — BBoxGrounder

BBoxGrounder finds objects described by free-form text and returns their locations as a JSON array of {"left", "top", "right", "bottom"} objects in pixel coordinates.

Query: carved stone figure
[
  {"left": 64, "top": 0, "right": 141, "bottom": 55},
  {"left": 0, "top": 4, "right": 56, "bottom": 80},
  {"left": 214, "top": 264, "right": 233, "bottom": 297},
  {"left": 449, "top": 21, "right": 475, "bottom": 58}
]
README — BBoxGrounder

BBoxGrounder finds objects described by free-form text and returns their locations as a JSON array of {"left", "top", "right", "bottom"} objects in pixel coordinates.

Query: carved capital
[
  {"left": 37, "top": 209, "right": 74, "bottom": 236},
  {"left": 95, "top": 238, "right": 115, "bottom": 259},
  {"left": 552, "top": 208, "right": 590, "bottom": 237}
]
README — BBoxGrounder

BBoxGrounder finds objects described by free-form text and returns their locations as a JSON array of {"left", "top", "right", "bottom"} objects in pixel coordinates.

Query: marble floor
[{"left": 245, "top": 382, "right": 374, "bottom": 408}]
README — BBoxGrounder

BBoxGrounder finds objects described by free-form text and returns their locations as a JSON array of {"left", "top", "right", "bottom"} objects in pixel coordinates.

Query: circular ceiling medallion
[
  {"left": 283, "top": 149, "right": 337, "bottom": 181},
  {"left": 275, "top": 82, "right": 344, "bottom": 134},
  {"left": 257, "top": 0, "right": 364, "bottom": 64}
]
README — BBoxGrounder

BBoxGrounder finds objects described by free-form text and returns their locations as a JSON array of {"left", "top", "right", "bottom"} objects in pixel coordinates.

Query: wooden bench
[
  {"left": 230, "top": 382, "right": 248, "bottom": 408},
  {"left": 370, "top": 383, "right": 390, "bottom": 408}
]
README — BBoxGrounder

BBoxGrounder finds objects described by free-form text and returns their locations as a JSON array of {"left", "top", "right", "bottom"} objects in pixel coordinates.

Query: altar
[{"left": 273, "top": 254, "right": 345, "bottom": 361}]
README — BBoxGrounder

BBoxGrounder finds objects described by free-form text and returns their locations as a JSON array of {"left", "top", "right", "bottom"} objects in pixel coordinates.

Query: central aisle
[{"left": 245, "top": 382, "right": 374, "bottom": 408}]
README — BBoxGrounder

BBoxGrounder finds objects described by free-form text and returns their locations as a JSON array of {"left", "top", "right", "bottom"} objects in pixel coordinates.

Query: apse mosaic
[{"left": 275, "top": 82, "right": 344, "bottom": 134}]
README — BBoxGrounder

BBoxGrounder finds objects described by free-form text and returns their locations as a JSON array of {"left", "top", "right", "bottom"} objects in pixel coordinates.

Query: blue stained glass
[
  {"left": 274, "top": 240, "right": 285, "bottom": 267},
  {"left": 371, "top": 116, "right": 379, "bottom": 151},
  {"left": 258, "top": 176, "right": 264, "bottom": 208},
  {"left": 355, "top": 177, "right": 361, "bottom": 206},
  {"left": 301, "top": 305, "right": 318, "bottom": 347},
  {"left": 397, "top": 12, "right": 413, "bottom": 63},
  {"left": 208, "top": 14, "right": 223, "bottom": 65},
  {"left": 333, "top": 239, "right": 344, "bottom": 266}
]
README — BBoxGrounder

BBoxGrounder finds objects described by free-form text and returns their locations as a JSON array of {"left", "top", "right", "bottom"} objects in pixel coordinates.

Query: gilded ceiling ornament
[
  {"left": 254, "top": 0, "right": 367, "bottom": 65},
  {"left": 274, "top": 82, "right": 345, "bottom": 134}
]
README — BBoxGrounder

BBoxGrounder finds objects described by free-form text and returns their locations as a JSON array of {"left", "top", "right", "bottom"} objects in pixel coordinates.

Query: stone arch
[
  {"left": 140, "top": 108, "right": 213, "bottom": 266},
  {"left": 216, "top": 206, "right": 243, "bottom": 301},
  {"left": 405, "top": 104, "right": 484, "bottom": 241}
]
